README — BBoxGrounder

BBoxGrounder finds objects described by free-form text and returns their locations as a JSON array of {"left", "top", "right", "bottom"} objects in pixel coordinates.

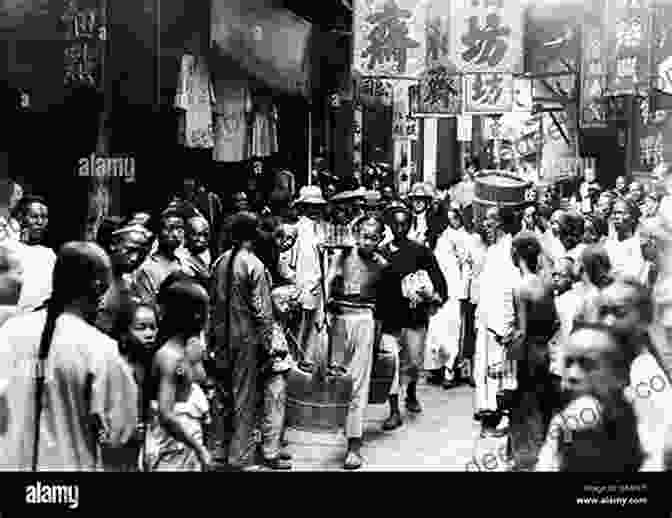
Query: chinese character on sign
[
  {"left": 362, "top": 0, "right": 420, "bottom": 74},
  {"left": 616, "top": 17, "right": 644, "bottom": 51},
  {"left": 461, "top": 13, "right": 511, "bottom": 68},
  {"left": 617, "top": 57, "right": 638, "bottom": 78},
  {"left": 472, "top": 73, "right": 504, "bottom": 105}
]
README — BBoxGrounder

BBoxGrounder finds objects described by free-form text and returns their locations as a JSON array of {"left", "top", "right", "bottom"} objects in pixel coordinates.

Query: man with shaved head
[
  {"left": 182, "top": 216, "right": 212, "bottom": 287},
  {"left": 0, "top": 242, "right": 138, "bottom": 470}
]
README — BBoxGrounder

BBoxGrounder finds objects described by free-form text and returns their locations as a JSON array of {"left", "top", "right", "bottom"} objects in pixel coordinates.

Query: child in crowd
[{"left": 103, "top": 298, "right": 159, "bottom": 471}]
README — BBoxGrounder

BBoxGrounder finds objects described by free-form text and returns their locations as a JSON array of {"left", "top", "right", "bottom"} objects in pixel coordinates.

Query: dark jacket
[{"left": 376, "top": 239, "right": 448, "bottom": 332}]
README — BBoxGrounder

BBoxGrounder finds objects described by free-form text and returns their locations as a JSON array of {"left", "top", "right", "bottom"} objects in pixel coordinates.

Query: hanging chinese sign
[
  {"left": 392, "top": 81, "right": 418, "bottom": 138},
  {"left": 409, "top": 65, "right": 462, "bottom": 117},
  {"left": 450, "top": 0, "right": 524, "bottom": 74},
  {"left": 463, "top": 72, "right": 514, "bottom": 113},
  {"left": 580, "top": 1, "right": 609, "bottom": 128},
  {"left": 353, "top": 0, "right": 426, "bottom": 78},
  {"left": 606, "top": 0, "right": 652, "bottom": 96},
  {"left": 358, "top": 77, "right": 394, "bottom": 106}
]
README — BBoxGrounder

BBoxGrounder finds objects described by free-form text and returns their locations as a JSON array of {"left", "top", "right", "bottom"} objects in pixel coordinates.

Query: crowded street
[{"left": 3, "top": 0, "right": 672, "bottom": 489}]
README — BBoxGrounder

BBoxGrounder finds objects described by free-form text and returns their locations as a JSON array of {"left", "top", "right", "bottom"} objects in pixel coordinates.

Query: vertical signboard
[
  {"left": 606, "top": 0, "right": 652, "bottom": 96},
  {"left": 450, "top": 0, "right": 524, "bottom": 74},
  {"left": 410, "top": 66, "right": 462, "bottom": 116},
  {"left": 353, "top": 0, "right": 426, "bottom": 78},
  {"left": 463, "top": 72, "right": 514, "bottom": 113},
  {"left": 580, "top": 0, "right": 609, "bottom": 128}
]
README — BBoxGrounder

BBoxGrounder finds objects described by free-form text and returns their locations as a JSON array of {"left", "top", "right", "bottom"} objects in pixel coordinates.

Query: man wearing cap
[
  {"left": 407, "top": 182, "right": 447, "bottom": 250},
  {"left": 377, "top": 202, "right": 447, "bottom": 428},
  {"left": 293, "top": 186, "right": 329, "bottom": 365},
  {"left": 97, "top": 224, "right": 153, "bottom": 335},
  {"left": 330, "top": 188, "right": 366, "bottom": 228},
  {"left": 135, "top": 209, "right": 187, "bottom": 305}
]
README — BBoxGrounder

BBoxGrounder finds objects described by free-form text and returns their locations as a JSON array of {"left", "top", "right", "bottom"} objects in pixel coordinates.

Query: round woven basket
[
  {"left": 473, "top": 170, "right": 532, "bottom": 227},
  {"left": 474, "top": 170, "right": 531, "bottom": 204}
]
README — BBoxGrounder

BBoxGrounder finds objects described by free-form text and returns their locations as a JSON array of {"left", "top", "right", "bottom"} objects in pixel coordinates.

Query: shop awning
[{"left": 211, "top": 0, "right": 312, "bottom": 98}]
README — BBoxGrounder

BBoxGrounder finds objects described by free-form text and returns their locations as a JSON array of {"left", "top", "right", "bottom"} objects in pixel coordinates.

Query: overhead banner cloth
[
  {"left": 605, "top": 0, "right": 652, "bottom": 96},
  {"left": 580, "top": 0, "right": 609, "bottom": 128},
  {"left": 450, "top": 0, "right": 524, "bottom": 74},
  {"left": 353, "top": 0, "right": 426, "bottom": 78},
  {"left": 211, "top": 0, "right": 311, "bottom": 97}
]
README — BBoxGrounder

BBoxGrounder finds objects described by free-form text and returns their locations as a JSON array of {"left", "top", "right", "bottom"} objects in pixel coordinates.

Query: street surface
[{"left": 285, "top": 377, "right": 511, "bottom": 471}]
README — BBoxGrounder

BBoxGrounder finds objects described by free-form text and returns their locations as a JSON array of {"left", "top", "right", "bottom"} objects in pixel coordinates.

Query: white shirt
[
  {"left": 626, "top": 349, "right": 672, "bottom": 471},
  {"left": 294, "top": 216, "right": 323, "bottom": 311},
  {"left": 16, "top": 244, "right": 56, "bottom": 313},
  {"left": 477, "top": 234, "right": 519, "bottom": 337},
  {"left": 0, "top": 312, "right": 138, "bottom": 470},
  {"left": 605, "top": 235, "right": 644, "bottom": 280}
]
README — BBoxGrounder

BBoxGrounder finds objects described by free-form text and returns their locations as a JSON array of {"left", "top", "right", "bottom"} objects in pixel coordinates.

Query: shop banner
[
  {"left": 463, "top": 72, "right": 514, "bottom": 114},
  {"left": 580, "top": 0, "right": 609, "bottom": 128},
  {"left": 392, "top": 81, "right": 418, "bottom": 139},
  {"left": 211, "top": 0, "right": 311, "bottom": 97},
  {"left": 606, "top": 0, "right": 652, "bottom": 96},
  {"left": 450, "top": 0, "right": 524, "bottom": 74},
  {"left": 353, "top": 0, "right": 426, "bottom": 78},
  {"left": 425, "top": 0, "right": 453, "bottom": 70},
  {"left": 409, "top": 65, "right": 462, "bottom": 117}
]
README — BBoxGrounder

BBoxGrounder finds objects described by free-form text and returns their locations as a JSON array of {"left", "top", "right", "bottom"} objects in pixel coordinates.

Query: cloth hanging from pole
[
  {"left": 251, "top": 98, "right": 279, "bottom": 158},
  {"left": 175, "top": 54, "right": 215, "bottom": 149},
  {"left": 212, "top": 78, "right": 250, "bottom": 163}
]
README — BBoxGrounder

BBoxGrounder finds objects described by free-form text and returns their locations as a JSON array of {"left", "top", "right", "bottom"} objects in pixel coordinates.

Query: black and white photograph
[{"left": 1, "top": 0, "right": 672, "bottom": 513}]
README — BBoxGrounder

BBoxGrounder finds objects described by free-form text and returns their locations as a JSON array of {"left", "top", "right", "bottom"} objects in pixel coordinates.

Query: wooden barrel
[
  {"left": 285, "top": 366, "right": 353, "bottom": 432},
  {"left": 473, "top": 170, "right": 532, "bottom": 227},
  {"left": 368, "top": 348, "right": 396, "bottom": 404}
]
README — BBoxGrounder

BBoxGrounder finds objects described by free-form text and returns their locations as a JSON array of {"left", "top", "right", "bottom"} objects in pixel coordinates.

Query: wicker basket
[
  {"left": 473, "top": 170, "right": 531, "bottom": 228},
  {"left": 285, "top": 367, "right": 352, "bottom": 432},
  {"left": 475, "top": 170, "right": 530, "bottom": 205}
]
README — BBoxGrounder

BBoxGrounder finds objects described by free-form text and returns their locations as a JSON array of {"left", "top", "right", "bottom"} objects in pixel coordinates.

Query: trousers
[
  {"left": 380, "top": 326, "right": 427, "bottom": 396},
  {"left": 474, "top": 324, "right": 517, "bottom": 412},
  {"left": 330, "top": 306, "right": 376, "bottom": 439},
  {"left": 260, "top": 373, "right": 287, "bottom": 460}
]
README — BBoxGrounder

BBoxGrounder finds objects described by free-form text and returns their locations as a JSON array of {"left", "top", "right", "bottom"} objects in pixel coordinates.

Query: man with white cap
[{"left": 293, "top": 186, "right": 329, "bottom": 365}]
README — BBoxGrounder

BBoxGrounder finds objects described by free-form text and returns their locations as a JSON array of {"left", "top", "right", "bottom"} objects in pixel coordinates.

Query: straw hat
[
  {"left": 294, "top": 185, "right": 327, "bottom": 205},
  {"left": 407, "top": 182, "right": 436, "bottom": 199},
  {"left": 363, "top": 190, "right": 383, "bottom": 207},
  {"left": 330, "top": 189, "right": 366, "bottom": 204}
]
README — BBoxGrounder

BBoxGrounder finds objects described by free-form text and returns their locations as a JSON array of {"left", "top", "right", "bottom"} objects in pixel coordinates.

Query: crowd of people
[{"left": 2, "top": 157, "right": 672, "bottom": 473}]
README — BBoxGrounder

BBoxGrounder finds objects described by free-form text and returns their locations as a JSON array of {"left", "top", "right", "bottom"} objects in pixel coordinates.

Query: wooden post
[
  {"left": 85, "top": 0, "right": 112, "bottom": 241},
  {"left": 308, "top": 108, "right": 312, "bottom": 186}
]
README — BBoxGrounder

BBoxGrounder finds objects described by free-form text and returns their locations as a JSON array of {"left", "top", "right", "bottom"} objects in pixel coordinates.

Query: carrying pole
[{"left": 308, "top": 108, "right": 313, "bottom": 186}]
